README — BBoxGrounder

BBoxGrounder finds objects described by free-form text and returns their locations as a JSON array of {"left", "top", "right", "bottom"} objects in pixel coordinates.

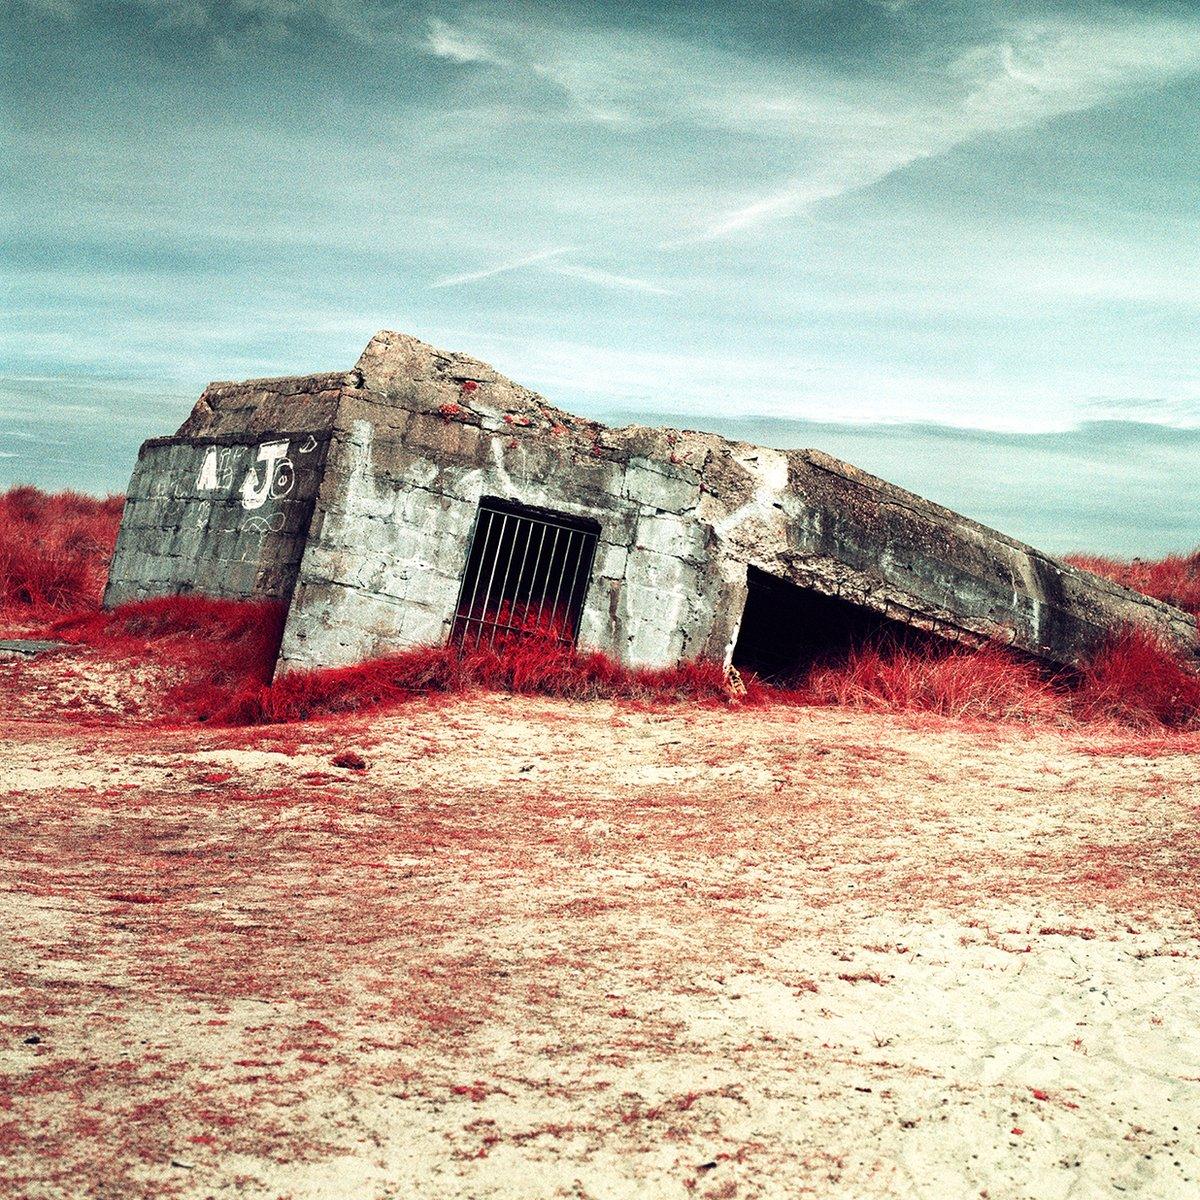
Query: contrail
[
  {"left": 431, "top": 246, "right": 574, "bottom": 289},
  {"left": 546, "top": 263, "right": 672, "bottom": 295}
]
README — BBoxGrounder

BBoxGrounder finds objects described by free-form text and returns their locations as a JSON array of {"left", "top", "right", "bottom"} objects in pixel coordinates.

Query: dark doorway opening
[
  {"left": 731, "top": 566, "right": 931, "bottom": 683},
  {"left": 451, "top": 497, "right": 599, "bottom": 649}
]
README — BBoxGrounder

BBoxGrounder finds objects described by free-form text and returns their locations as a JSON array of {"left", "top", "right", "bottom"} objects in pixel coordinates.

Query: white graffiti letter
[
  {"left": 240, "top": 440, "right": 290, "bottom": 510},
  {"left": 196, "top": 446, "right": 221, "bottom": 491}
]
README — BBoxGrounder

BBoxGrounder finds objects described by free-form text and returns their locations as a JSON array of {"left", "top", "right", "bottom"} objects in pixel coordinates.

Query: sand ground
[{"left": 2, "top": 692, "right": 1199, "bottom": 1199}]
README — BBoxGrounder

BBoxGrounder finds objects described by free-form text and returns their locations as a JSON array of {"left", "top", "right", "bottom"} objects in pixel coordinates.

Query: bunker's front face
[{"left": 3, "top": 698, "right": 1198, "bottom": 1199}]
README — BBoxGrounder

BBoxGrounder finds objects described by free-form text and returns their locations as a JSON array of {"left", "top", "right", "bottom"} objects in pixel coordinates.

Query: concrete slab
[{"left": 0, "top": 640, "right": 71, "bottom": 658}]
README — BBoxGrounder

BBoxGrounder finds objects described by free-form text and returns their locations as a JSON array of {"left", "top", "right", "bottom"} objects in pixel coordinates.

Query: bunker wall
[
  {"left": 103, "top": 329, "right": 1198, "bottom": 677},
  {"left": 276, "top": 401, "right": 742, "bottom": 672},
  {"left": 710, "top": 447, "right": 1196, "bottom": 666},
  {"left": 103, "top": 431, "right": 330, "bottom": 608}
]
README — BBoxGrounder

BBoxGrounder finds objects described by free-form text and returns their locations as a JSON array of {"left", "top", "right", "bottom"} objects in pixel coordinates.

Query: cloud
[
  {"left": 680, "top": 12, "right": 1200, "bottom": 242},
  {"left": 424, "top": 15, "right": 500, "bottom": 65},
  {"left": 10, "top": 0, "right": 1200, "bottom": 456},
  {"left": 545, "top": 263, "right": 671, "bottom": 295},
  {"left": 431, "top": 250, "right": 670, "bottom": 295},
  {"left": 664, "top": 181, "right": 838, "bottom": 245},
  {"left": 430, "top": 245, "right": 574, "bottom": 288},
  {"left": 12, "top": 0, "right": 79, "bottom": 15},
  {"left": 393, "top": 5, "right": 1200, "bottom": 250}
]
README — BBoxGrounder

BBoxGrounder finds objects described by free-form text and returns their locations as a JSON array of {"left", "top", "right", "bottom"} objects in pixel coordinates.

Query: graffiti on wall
[
  {"left": 195, "top": 446, "right": 234, "bottom": 492},
  {"left": 240, "top": 441, "right": 295, "bottom": 510},
  {"left": 197, "top": 441, "right": 296, "bottom": 510},
  {"left": 190, "top": 437, "right": 321, "bottom": 558}
]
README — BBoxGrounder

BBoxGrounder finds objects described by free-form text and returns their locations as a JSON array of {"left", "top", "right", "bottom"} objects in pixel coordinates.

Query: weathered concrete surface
[
  {"left": 106, "top": 330, "right": 1198, "bottom": 675},
  {"left": 275, "top": 333, "right": 738, "bottom": 671},
  {"left": 104, "top": 374, "right": 333, "bottom": 607},
  {"left": 0, "top": 640, "right": 69, "bottom": 659}
]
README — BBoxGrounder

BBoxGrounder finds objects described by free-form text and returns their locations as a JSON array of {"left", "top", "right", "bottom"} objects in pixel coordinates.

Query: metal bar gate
[{"left": 450, "top": 498, "right": 600, "bottom": 649}]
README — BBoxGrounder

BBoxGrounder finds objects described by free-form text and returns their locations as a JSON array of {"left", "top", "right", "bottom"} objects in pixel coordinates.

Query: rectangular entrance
[
  {"left": 731, "top": 565, "right": 934, "bottom": 683},
  {"left": 451, "top": 498, "right": 599, "bottom": 649}
]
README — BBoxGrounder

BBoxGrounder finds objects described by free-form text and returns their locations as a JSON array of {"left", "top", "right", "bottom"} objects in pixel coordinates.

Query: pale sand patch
[{"left": 1, "top": 696, "right": 1197, "bottom": 1199}]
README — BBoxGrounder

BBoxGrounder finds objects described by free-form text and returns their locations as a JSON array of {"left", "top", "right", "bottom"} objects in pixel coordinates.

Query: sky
[{"left": 2, "top": 0, "right": 1198, "bottom": 553}]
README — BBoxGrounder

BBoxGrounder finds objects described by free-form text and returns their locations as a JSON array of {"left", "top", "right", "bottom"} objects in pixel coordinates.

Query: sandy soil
[{"left": 2, "top": 686, "right": 1199, "bottom": 1199}]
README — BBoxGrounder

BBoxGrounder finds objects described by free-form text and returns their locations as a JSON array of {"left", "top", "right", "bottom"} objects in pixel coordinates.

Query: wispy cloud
[
  {"left": 663, "top": 182, "right": 841, "bottom": 245},
  {"left": 680, "top": 13, "right": 1200, "bottom": 242},
  {"left": 412, "top": 8, "right": 1200, "bottom": 247},
  {"left": 430, "top": 247, "right": 669, "bottom": 296},
  {"left": 545, "top": 263, "right": 671, "bottom": 294},
  {"left": 424, "top": 15, "right": 501, "bottom": 66},
  {"left": 9, "top": 0, "right": 1200, "bottom": 480},
  {"left": 430, "top": 245, "right": 573, "bottom": 289}
]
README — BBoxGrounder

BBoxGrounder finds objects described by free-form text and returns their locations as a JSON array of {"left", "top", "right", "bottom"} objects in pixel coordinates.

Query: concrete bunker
[{"left": 103, "top": 330, "right": 1198, "bottom": 680}]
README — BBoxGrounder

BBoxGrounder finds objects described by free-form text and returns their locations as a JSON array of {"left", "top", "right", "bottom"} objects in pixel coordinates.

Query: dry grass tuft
[
  {"left": 3, "top": 486, "right": 1199, "bottom": 733},
  {"left": 1066, "top": 550, "right": 1200, "bottom": 618},
  {"left": 0, "top": 486, "right": 123, "bottom": 621},
  {"left": 799, "top": 642, "right": 1064, "bottom": 724},
  {"left": 1072, "top": 625, "right": 1200, "bottom": 730}
]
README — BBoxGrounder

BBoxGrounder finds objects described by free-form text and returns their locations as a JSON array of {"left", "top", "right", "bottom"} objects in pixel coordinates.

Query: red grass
[
  {"left": 53, "top": 595, "right": 285, "bottom": 722},
  {"left": 1072, "top": 625, "right": 1200, "bottom": 730},
  {"left": 214, "top": 638, "right": 749, "bottom": 726},
  {"left": 39, "top": 595, "right": 1197, "bottom": 735},
  {"left": 799, "top": 641, "right": 1063, "bottom": 724},
  {"left": 0, "top": 486, "right": 123, "bottom": 621},
  {"left": 4, "top": 486, "right": 1199, "bottom": 733},
  {"left": 1066, "top": 550, "right": 1200, "bottom": 618},
  {"left": 799, "top": 631, "right": 1200, "bottom": 731},
  {"left": 2, "top": 585, "right": 1192, "bottom": 735}
]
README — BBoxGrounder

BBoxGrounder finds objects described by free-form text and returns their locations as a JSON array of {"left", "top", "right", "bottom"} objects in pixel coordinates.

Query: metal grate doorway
[{"left": 451, "top": 498, "right": 599, "bottom": 648}]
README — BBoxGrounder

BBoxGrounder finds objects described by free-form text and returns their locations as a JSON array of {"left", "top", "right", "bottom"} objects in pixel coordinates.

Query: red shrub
[
  {"left": 453, "top": 599, "right": 575, "bottom": 645},
  {"left": 798, "top": 641, "right": 1064, "bottom": 724},
  {"left": 1066, "top": 550, "right": 1200, "bottom": 618},
  {"left": 0, "top": 486, "right": 123, "bottom": 620},
  {"left": 54, "top": 596, "right": 285, "bottom": 722},
  {"left": 3, "top": 489, "right": 1195, "bottom": 737},
  {"left": 1074, "top": 626, "right": 1200, "bottom": 730},
  {"left": 215, "top": 637, "right": 749, "bottom": 726},
  {"left": 32, "top": 593, "right": 1200, "bottom": 734}
]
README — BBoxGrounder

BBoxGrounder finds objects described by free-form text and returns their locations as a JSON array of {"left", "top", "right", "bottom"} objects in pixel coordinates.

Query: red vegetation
[
  {"left": 216, "top": 639, "right": 745, "bottom": 726},
  {"left": 53, "top": 595, "right": 285, "bottom": 722},
  {"left": 1072, "top": 625, "right": 1200, "bottom": 730},
  {"left": 3, "top": 486, "right": 1200, "bottom": 733},
  {"left": 837, "top": 971, "right": 887, "bottom": 985},
  {"left": 802, "top": 630, "right": 1200, "bottom": 730},
  {"left": 1066, "top": 550, "right": 1200, "bottom": 618},
  {"left": 31, "top": 594, "right": 1200, "bottom": 735},
  {"left": 0, "top": 486, "right": 123, "bottom": 621},
  {"left": 802, "top": 641, "right": 1062, "bottom": 724}
]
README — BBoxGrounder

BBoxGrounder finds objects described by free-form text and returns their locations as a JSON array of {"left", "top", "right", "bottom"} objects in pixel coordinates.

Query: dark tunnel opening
[{"left": 731, "top": 566, "right": 942, "bottom": 684}]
